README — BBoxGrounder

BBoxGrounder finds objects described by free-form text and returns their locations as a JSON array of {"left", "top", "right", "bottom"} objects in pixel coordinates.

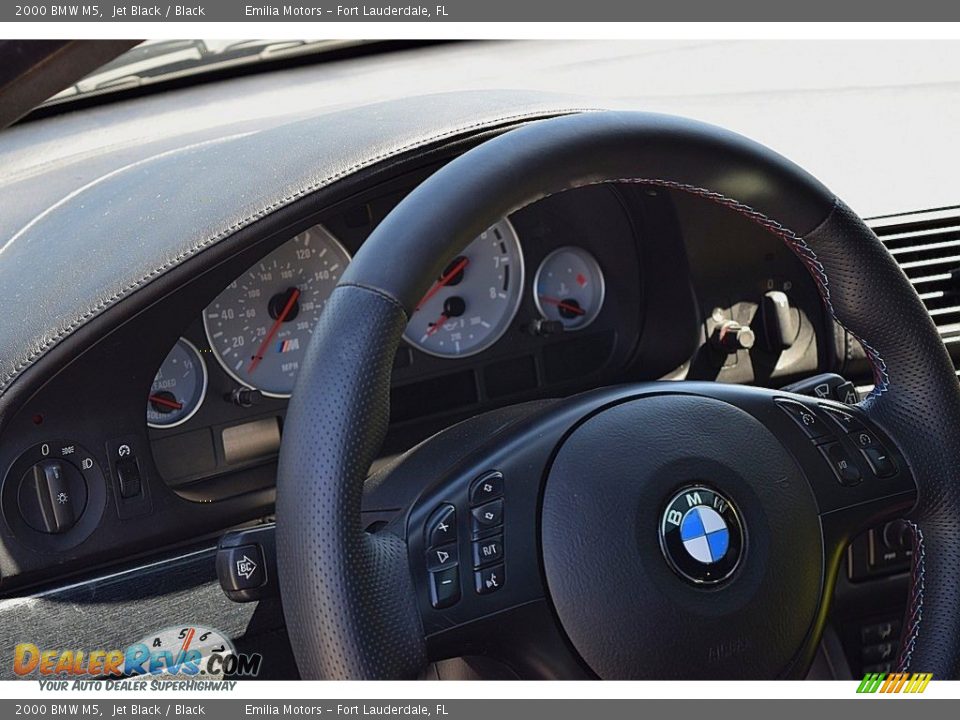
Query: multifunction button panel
[
  {"left": 424, "top": 470, "right": 506, "bottom": 609},
  {"left": 775, "top": 399, "right": 898, "bottom": 488}
]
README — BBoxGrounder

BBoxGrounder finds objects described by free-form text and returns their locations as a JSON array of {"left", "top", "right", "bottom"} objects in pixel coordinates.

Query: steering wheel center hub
[{"left": 540, "top": 394, "right": 823, "bottom": 678}]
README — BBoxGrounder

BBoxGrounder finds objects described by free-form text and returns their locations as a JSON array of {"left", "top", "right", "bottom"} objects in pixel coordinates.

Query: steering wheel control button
[
  {"left": 775, "top": 399, "right": 828, "bottom": 440},
  {"left": 429, "top": 566, "right": 460, "bottom": 608},
  {"left": 474, "top": 564, "right": 505, "bottom": 595},
  {"left": 659, "top": 486, "right": 744, "bottom": 585},
  {"left": 217, "top": 544, "right": 266, "bottom": 593},
  {"left": 426, "top": 504, "right": 456, "bottom": 547},
  {"left": 834, "top": 381, "right": 860, "bottom": 405},
  {"left": 472, "top": 536, "right": 504, "bottom": 568},
  {"left": 471, "top": 499, "right": 503, "bottom": 533},
  {"left": 18, "top": 459, "right": 88, "bottom": 534},
  {"left": 820, "top": 405, "right": 865, "bottom": 434},
  {"left": 861, "top": 445, "right": 897, "bottom": 478},
  {"left": 470, "top": 471, "right": 504, "bottom": 505},
  {"left": 861, "top": 619, "right": 901, "bottom": 645},
  {"left": 426, "top": 543, "right": 459, "bottom": 572},
  {"left": 820, "top": 442, "right": 863, "bottom": 486}
]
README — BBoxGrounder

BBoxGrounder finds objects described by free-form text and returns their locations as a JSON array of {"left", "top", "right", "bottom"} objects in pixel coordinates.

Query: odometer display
[
  {"left": 404, "top": 218, "right": 524, "bottom": 358},
  {"left": 203, "top": 224, "right": 350, "bottom": 397}
]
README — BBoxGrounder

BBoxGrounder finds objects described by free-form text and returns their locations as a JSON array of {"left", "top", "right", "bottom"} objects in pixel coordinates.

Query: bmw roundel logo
[{"left": 659, "top": 486, "right": 744, "bottom": 585}]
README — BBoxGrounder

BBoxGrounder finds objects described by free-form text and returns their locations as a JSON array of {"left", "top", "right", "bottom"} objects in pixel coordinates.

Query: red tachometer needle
[
  {"left": 425, "top": 314, "right": 449, "bottom": 337},
  {"left": 248, "top": 288, "right": 300, "bottom": 373},
  {"left": 539, "top": 295, "right": 586, "bottom": 316},
  {"left": 149, "top": 394, "right": 183, "bottom": 411},
  {"left": 416, "top": 257, "right": 470, "bottom": 311}
]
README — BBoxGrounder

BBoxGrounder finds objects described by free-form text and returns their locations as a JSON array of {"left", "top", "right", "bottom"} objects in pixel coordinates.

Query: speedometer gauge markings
[
  {"left": 404, "top": 218, "right": 524, "bottom": 358},
  {"left": 203, "top": 224, "right": 351, "bottom": 397}
]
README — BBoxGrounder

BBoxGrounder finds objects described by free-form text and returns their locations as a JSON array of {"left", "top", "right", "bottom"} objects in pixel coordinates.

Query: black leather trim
[
  {"left": 802, "top": 202, "right": 960, "bottom": 678},
  {"left": 0, "top": 92, "right": 594, "bottom": 404},
  {"left": 276, "top": 284, "right": 425, "bottom": 679}
]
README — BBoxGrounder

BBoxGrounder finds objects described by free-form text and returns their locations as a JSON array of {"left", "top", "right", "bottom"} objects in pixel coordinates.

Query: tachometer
[
  {"left": 203, "top": 224, "right": 350, "bottom": 397},
  {"left": 147, "top": 338, "right": 208, "bottom": 428},
  {"left": 404, "top": 218, "right": 524, "bottom": 358}
]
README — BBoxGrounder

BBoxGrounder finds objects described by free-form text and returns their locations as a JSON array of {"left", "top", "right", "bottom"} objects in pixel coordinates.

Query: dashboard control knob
[
  {"left": 712, "top": 320, "right": 755, "bottom": 353},
  {"left": 226, "top": 387, "right": 263, "bottom": 408},
  {"left": 760, "top": 291, "right": 800, "bottom": 351},
  {"left": 18, "top": 459, "right": 87, "bottom": 534},
  {"left": 881, "top": 519, "right": 911, "bottom": 550}
]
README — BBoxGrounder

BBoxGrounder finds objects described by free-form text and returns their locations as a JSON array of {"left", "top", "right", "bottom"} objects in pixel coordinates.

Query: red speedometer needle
[
  {"left": 149, "top": 394, "right": 183, "bottom": 411},
  {"left": 539, "top": 295, "right": 586, "bottom": 316},
  {"left": 248, "top": 287, "right": 300, "bottom": 373},
  {"left": 416, "top": 257, "right": 470, "bottom": 311}
]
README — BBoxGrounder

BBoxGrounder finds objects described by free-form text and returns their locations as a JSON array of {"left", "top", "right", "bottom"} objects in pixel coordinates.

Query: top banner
[{"left": 6, "top": 0, "right": 960, "bottom": 22}]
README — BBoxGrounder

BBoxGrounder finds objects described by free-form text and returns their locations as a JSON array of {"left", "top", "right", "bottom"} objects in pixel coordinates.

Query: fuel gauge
[
  {"left": 534, "top": 247, "right": 605, "bottom": 331},
  {"left": 147, "top": 338, "right": 208, "bottom": 428}
]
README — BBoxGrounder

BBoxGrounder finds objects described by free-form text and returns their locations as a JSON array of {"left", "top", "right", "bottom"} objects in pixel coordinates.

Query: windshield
[{"left": 43, "top": 39, "right": 363, "bottom": 107}]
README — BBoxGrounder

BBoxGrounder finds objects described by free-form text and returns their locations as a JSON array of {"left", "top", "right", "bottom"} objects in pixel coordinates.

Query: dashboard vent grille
[{"left": 871, "top": 208, "right": 960, "bottom": 346}]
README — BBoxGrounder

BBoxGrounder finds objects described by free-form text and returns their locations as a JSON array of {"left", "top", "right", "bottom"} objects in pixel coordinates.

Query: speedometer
[
  {"left": 404, "top": 218, "right": 524, "bottom": 358},
  {"left": 203, "top": 224, "right": 350, "bottom": 397}
]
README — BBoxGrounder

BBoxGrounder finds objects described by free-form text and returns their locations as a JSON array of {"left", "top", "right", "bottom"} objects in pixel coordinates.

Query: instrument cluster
[{"left": 145, "top": 180, "right": 647, "bottom": 494}]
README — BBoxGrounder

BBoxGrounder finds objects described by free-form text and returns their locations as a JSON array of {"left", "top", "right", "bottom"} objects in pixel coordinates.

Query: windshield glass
[{"left": 43, "top": 39, "right": 362, "bottom": 107}]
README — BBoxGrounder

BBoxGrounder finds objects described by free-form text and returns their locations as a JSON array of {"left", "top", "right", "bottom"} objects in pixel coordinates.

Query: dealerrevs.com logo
[
  {"left": 13, "top": 625, "right": 262, "bottom": 682},
  {"left": 857, "top": 673, "right": 933, "bottom": 694}
]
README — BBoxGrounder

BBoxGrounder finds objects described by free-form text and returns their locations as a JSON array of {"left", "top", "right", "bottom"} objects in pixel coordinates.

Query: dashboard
[{"left": 0, "top": 145, "right": 828, "bottom": 594}]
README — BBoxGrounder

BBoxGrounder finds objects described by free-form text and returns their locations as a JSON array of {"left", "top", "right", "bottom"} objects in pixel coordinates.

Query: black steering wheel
[{"left": 276, "top": 112, "right": 960, "bottom": 679}]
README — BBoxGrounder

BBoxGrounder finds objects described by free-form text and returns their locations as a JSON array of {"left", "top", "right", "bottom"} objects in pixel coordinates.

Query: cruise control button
[
  {"left": 471, "top": 499, "right": 503, "bottom": 532},
  {"left": 820, "top": 442, "right": 862, "bottom": 486},
  {"left": 853, "top": 431, "right": 878, "bottom": 449},
  {"left": 475, "top": 564, "right": 505, "bottom": 595},
  {"left": 430, "top": 566, "right": 460, "bottom": 608},
  {"left": 470, "top": 471, "right": 504, "bottom": 505},
  {"left": 426, "top": 543, "right": 459, "bottom": 571},
  {"left": 472, "top": 536, "right": 504, "bottom": 567},
  {"left": 426, "top": 504, "right": 456, "bottom": 547},
  {"left": 861, "top": 445, "right": 897, "bottom": 478},
  {"left": 820, "top": 406, "right": 865, "bottom": 434},
  {"left": 776, "top": 399, "right": 828, "bottom": 440}
]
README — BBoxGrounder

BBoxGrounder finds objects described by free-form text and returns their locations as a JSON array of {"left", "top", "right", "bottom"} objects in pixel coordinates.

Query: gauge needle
[
  {"left": 424, "top": 314, "right": 449, "bottom": 339},
  {"left": 248, "top": 287, "right": 300, "bottom": 373},
  {"left": 149, "top": 394, "right": 183, "bottom": 411},
  {"left": 415, "top": 257, "right": 470, "bottom": 311},
  {"left": 539, "top": 295, "right": 586, "bottom": 316}
]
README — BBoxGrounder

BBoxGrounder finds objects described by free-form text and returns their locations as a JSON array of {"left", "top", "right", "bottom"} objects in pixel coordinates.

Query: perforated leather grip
[
  {"left": 277, "top": 285, "right": 427, "bottom": 679},
  {"left": 279, "top": 111, "right": 960, "bottom": 679},
  {"left": 804, "top": 205, "right": 960, "bottom": 677}
]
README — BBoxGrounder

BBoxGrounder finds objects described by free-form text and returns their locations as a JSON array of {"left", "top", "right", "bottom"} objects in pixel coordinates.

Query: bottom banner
[{"left": 0, "top": 699, "right": 956, "bottom": 720}]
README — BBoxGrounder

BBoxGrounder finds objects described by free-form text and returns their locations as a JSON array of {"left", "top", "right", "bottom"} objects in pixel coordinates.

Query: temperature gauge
[
  {"left": 534, "top": 247, "right": 605, "bottom": 330},
  {"left": 147, "top": 338, "right": 208, "bottom": 428}
]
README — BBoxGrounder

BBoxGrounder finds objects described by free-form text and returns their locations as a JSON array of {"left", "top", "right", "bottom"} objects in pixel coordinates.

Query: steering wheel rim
[{"left": 276, "top": 111, "right": 960, "bottom": 679}]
